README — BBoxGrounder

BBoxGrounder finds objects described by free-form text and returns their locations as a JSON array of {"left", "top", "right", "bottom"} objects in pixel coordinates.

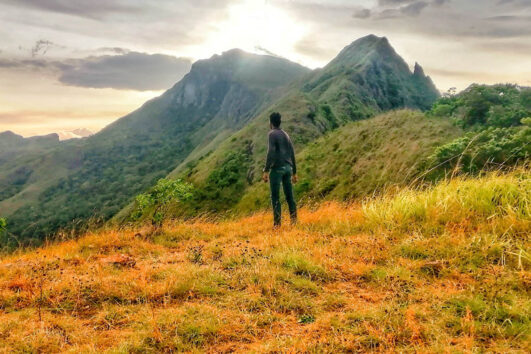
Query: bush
[
  {"left": 429, "top": 84, "right": 531, "bottom": 128},
  {"left": 131, "top": 179, "right": 194, "bottom": 225},
  {"left": 426, "top": 126, "right": 530, "bottom": 175},
  {"left": 0, "top": 218, "right": 6, "bottom": 247}
]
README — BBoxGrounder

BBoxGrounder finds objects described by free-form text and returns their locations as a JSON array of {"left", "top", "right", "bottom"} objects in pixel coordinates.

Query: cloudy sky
[{"left": 1, "top": 0, "right": 530, "bottom": 137}]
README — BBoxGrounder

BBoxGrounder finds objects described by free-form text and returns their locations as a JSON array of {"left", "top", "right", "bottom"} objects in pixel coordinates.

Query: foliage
[
  {"left": 426, "top": 125, "right": 530, "bottom": 175},
  {"left": 131, "top": 179, "right": 194, "bottom": 225},
  {"left": 429, "top": 84, "right": 531, "bottom": 128},
  {"left": 0, "top": 218, "right": 6, "bottom": 234},
  {"left": 425, "top": 84, "right": 530, "bottom": 177},
  {"left": 0, "top": 218, "right": 6, "bottom": 241},
  {"left": 189, "top": 148, "right": 253, "bottom": 213},
  {"left": 5, "top": 135, "right": 193, "bottom": 242},
  {"left": 0, "top": 218, "right": 7, "bottom": 250}
]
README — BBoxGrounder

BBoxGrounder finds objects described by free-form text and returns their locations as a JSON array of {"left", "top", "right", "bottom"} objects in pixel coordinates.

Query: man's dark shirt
[{"left": 263, "top": 128, "right": 296, "bottom": 174}]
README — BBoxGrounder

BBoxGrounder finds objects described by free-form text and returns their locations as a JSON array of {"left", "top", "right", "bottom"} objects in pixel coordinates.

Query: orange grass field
[{"left": 0, "top": 171, "right": 529, "bottom": 353}]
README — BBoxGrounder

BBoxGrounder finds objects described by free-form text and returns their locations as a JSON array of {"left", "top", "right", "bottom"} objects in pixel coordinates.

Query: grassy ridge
[
  {"left": 0, "top": 170, "right": 529, "bottom": 352},
  {"left": 236, "top": 110, "right": 462, "bottom": 212}
]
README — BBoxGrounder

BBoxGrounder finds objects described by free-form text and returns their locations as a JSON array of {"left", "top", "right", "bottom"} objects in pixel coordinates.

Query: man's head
[{"left": 270, "top": 112, "right": 281, "bottom": 128}]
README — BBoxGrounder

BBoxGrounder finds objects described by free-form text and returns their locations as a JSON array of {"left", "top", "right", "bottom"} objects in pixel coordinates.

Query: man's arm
[
  {"left": 290, "top": 138, "right": 297, "bottom": 176},
  {"left": 263, "top": 132, "right": 275, "bottom": 182},
  {"left": 264, "top": 132, "right": 275, "bottom": 173}
]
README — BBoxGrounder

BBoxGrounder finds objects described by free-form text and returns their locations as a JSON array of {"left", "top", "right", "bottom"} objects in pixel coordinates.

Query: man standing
[{"left": 262, "top": 112, "right": 298, "bottom": 227}]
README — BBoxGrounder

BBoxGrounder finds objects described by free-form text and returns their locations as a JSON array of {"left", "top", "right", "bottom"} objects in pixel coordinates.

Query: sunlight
[{"left": 191, "top": 0, "right": 308, "bottom": 60}]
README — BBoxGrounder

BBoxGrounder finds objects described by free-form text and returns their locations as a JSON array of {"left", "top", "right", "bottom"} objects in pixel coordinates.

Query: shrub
[
  {"left": 426, "top": 126, "right": 530, "bottom": 176},
  {"left": 0, "top": 218, "right": 6, "bottom": 234},
  {"left": 131, "top": 178, "right": 194, "bottom": 225},
  {"left": 0, "top": 218, "right": 7, "bottom": 248},
  {"left": 428, "top": 84, "right": 530, "bottom": 128}
]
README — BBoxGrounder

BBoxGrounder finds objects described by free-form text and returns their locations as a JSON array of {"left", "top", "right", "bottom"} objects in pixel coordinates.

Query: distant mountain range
[
  {"left": 1, "top": 34, "right": 442, "bottom": 244},
  {"left": 57, "top": 128, "right": 94, "bottom": 141}
]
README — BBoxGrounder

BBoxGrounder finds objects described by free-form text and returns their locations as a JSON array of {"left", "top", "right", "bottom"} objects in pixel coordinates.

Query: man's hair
[{"left": 270, "top": 112, "right": 281, "bottom": 128}]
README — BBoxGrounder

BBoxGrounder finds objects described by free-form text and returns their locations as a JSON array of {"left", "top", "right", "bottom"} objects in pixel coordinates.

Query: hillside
[
  {"left": 0, "top": 35, "right": 440, "bottom": 244},
  {"left": 0, "top": 50, "right": 310, "bottom": 244},
  {"left": 0, "top": 171, "right": 529, "bottom": 352},
  {"left": 235, "top": 110, "right": 462, "bottom": 213},
  {"left": 133, "top": 83, "right": 529, "bottom": 222},
  {"left": 0, "top": 132, "right": 72, "bottom": 206},
  {"left": 164, "top": 35, "right": 439, "bottom": 214}
]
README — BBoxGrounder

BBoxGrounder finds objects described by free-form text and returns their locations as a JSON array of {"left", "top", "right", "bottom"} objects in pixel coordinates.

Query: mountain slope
[
  {"left": 1, "top": 35, "right": 440, "bottom": 243},
  {"left": 234, "top": 110, "right": 462, "bottom": 213},
  {"left": 302, "top": 35, "right": 438, "bottom": 118},
  {"left": 0, "top": 132, "right": 64, "bottom": 203},
  {"left": 0, "top": 50, "right": 309, "bottom": 244},
  {"left": 163, "top": 35, "right": 440, "bottom": 214}
]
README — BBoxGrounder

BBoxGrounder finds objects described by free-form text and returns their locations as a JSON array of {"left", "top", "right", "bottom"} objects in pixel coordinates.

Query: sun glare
[{"left": 190, "top": 0, "right": 308, "bottom": 61}]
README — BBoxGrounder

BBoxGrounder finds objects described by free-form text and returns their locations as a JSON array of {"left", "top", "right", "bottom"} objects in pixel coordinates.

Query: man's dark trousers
[{"left": 269, "top": 164, "right": 297, "bottom": 226}]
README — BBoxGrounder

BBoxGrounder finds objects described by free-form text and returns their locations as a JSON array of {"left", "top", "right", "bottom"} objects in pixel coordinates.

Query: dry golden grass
[{"left": 0, "top": 171, "right": 529, "bottom": 353}]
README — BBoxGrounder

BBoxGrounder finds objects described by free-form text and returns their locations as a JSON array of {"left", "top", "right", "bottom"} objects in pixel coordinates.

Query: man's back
[{"left": 264, "top": 128, "right": 297, "bottom": 175}]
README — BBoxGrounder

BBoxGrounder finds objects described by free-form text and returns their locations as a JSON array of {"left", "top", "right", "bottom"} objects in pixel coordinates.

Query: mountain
[
  {"left": 0, "top": 35, "right": 442, "bottom": 245},
  {"left": 0, "top": 131, "right": 63, "bottom": 203},
  {"left": 159, "top": 35, "right": 441, "bottom": 215},
  {"left": 302, "top": 35, "right": 439, "bottom": 117},
  {"left": 0, "top": 50, "right": 310, "bottom": 244},
  {"left": 57, "top": 128, "right": 94, "bottom": 141},
  {"left": 0, "top": 131, "right": 59, "bottom": 153}
]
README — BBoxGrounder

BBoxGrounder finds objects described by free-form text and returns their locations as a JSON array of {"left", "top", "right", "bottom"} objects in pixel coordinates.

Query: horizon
[{"left": 1, "top": 0, "right": 530, "bottom": 137}]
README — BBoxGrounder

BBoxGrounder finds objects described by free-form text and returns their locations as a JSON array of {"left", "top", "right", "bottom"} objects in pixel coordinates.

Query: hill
[
  {"left": 127, "top": 83, "right": 529, "bottom": 223},
  {"left": 235, "top": 110, "right": 462, "bottom": 213},
  {"left": 0, "top": 50, "right": 310, "bottom": 244},
  {"left": 0, "top": 35, "right": 440, "bottom": 244},
  {"left": 0, "top": 131, "right": 64, "bottom": 204},
  {"left": 161, "top": 35, "right": 440, "bottom": 215},
  {"left": 0, "top": 171, "right": 529, "bottom": 352}
]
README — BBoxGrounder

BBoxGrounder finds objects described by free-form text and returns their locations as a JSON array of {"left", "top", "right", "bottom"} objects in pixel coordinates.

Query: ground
[{"left": 0, "top": 171, "right": 529, "bottom": 353}]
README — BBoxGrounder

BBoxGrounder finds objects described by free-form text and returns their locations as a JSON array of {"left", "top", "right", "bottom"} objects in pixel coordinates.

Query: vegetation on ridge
[
  {"left": 0, "top": 171, "right": 529, "bottom": 352},
  {"left": 426, "top": 84, "right": 530, "bottom": 177}
]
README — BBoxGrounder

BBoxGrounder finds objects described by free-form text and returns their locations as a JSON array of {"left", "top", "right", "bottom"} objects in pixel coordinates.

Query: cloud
[
  {"left": 294, "top": 37, "right": 340, "bottom": 62},
  {"left": 0, "top": 58, "right": 51, "bottom": 70},
  {"left": 361, "top": 0, "right": 441, "bottom": 19},
  {"left": 254, "top": 46, "right": 282, "bottom": 58},
  {"left": 58, "top": 52, "right": 192, "bottom": 91},
  {"left": 0, "top": 0, "right": 234, "bottom": 51},
  {"left": 3, "top": 0, "right": 140, "bottom": 20},
  {"left": 96, "top": 47, "right": 131, "bottom": 55},
  {"left": 378, "top": 0, "right": 417, "bottom": 5},
  {"left": 353, "top": 8, "right": 372, "bottom": 19},
  {"left": 400, "top": 2, "right": 429, "bottom": 16},
  {"left": 280, "top": 0, "right": 531, "bottom": 40},
  {"left": 0, "top": 52, "right": 193, "bottom": 91},
  {"left": 496, "top": 0, "right": 531, "bottom": 8}
]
